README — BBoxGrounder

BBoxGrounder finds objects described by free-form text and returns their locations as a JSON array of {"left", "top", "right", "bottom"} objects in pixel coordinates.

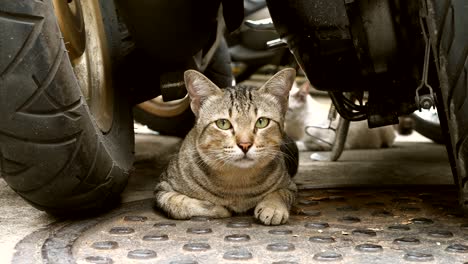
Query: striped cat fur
[{"left": 154, "top": 68, "right": 298, "bottom": 225}]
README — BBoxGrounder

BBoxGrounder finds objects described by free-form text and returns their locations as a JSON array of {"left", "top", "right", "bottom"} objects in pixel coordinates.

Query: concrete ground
[{"left": 0, "top": 127, "right": 455, "bottom": 263}]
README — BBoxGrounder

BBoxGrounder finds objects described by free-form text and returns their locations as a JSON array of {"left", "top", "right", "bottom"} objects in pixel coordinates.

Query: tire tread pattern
[
  {"left": 0, "top": 0, "right": 133, "bottom": 213},
  {"left": 426, "top": 0, "right": 468, "bottom": 207}
]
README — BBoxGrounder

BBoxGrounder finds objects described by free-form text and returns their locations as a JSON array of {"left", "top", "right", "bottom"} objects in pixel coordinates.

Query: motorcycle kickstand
[{"left": 310, "top": 115, "right": 350, "bottom": 162}]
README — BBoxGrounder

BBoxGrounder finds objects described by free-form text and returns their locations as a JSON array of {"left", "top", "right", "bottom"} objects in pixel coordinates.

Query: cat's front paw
[
  {"left": 198, "top": 201, "right": 232, "bottom": 219},
  {"left": 156, "top": 190, "right": 231, "bottom": 219},
  {"left": 254, "top": 201, "right": 289, "bottom": 225},
  {"left": 171, "top": 199, "right": 231, "bottom": 219}
]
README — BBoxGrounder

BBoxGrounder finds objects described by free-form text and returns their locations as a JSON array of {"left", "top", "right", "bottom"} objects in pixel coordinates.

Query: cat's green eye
[
  {"left": 255, "top": 117, "right": 270, "bottom": 129},
  {"left": 215, "top": 119, "right": 232, "bottom": 130}
]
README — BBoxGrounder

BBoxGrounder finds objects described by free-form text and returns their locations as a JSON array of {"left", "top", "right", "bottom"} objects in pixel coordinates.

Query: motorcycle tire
[
  {"left": 411, "top": 113, "right": 444, "bottom": 144},
  {"left": 133, "top": 106, "right": 195, "bottom": 138},
  {"left": 0, "top": 0, "right": 134, "bottom": 214},
  {"left": 133, "top": 37, "right": 233, "bottom": 137},
  {"left": 425, "top": 0, "right": 468, "bottom": 210}
]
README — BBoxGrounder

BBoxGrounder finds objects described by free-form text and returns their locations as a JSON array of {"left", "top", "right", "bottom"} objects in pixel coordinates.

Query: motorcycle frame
[{"left": 266, "top": 0, "right": 429, "bottom": 128}]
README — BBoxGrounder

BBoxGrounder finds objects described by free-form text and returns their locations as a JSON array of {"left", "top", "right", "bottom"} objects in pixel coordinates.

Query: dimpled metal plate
[{"left": 13, "top": 187, "right": 468, "bottom": 263}]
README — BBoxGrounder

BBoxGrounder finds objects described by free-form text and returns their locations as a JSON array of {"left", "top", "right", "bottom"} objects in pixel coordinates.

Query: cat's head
[{"left": 184, "top": 68, "right": 296, "bottom": 169}]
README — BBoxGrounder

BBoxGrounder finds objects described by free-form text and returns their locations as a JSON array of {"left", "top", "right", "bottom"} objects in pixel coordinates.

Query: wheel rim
[
  {"left": 52, "top": 0, "right": 114, "bottom": 133},
  {"left": 138, "top": 95, "right": 190, "bottom": 118}
]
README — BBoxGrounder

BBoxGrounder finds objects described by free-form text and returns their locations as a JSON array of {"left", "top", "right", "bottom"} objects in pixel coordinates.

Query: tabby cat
[{"left": 154, "top": 68, "right": 298, "bottom": 225}]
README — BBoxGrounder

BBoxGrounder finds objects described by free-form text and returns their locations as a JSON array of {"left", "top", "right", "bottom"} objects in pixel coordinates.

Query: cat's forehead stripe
[{"left": 225, "top": 86, "right": 256, "bottom": 115}]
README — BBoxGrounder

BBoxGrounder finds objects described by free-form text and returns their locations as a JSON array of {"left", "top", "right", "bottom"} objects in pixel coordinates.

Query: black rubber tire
[
  {"left": 425, "top": 0, "right": 468, "bottom": 210},
  {"left": 133, "top": 106, "right": 195, "bottom": 138},
  {"left": 133, "top": 37, "right": 233, "bottom": 137},
  {"left": 0, "top": 0, "right": 134, "bottom": 214},
  {"left": 411, "top": 113, "right": 444, "bottom": 144}
]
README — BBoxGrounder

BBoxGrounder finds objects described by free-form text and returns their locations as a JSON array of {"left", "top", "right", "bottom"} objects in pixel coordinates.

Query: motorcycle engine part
[
  {"left": 366, "top": 88, "right": 400, "bottom": 128},
  {"left": 0, "top": 0, "right": 134, "bottom": 214},
  {"left": 367, "top": 108, "right": 399, "bottom": 128},
  {"left": 267, "top": 0, "right": 362, "bottom": 92},
  {"left": 266, "top": 0, "right": 427, "bottom": 128},
  {"left": 355, "top": 0, "right": 398, "bottom": 75},
  {"left": 329, "top": 92, "right": 367, "bottom": 122},
  {"left": 239, "top": 7, "right": 280, "bottom": 51},
  {"left": 227, "top": 5, "right": 291, "bottom": 83},
  {"left": 160, "top": 71, "right": 187, "bottom": 102},
  {"left": 114, "top": 0, "right": 221, "bottom": 67},
  {"left": 266, "top": 0, "right": 410, "bottom": 93},
  {"left": 221, "top": 0, "right": 244, "bottom": 32},
  {"left": 424, "top": 0, "right": 468, "bottom": 211}
]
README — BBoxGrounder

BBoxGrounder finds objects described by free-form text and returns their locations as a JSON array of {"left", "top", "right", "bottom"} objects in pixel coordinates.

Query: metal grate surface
[{"left": 13, "top": 186, "right": 468, "bottom": 263}]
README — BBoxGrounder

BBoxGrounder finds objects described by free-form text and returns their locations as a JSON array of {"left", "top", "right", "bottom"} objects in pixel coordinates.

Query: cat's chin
[{"left": 231, "top": 157, "right": 257, "bottom": 169}]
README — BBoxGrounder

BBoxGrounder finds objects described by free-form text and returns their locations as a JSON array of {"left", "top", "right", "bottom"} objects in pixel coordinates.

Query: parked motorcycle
[{"left": 264, "top": 0, "right": 468, "bottom": 210}]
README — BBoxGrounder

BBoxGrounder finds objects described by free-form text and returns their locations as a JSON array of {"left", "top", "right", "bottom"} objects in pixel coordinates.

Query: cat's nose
[{"left": 238, "top": 142, "right": 252, "bottom": 153}]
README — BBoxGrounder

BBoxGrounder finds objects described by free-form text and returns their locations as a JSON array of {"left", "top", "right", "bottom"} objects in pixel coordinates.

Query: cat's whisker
[
  {"left": 209, "top": 155, "right": 232, "bottom": 170},
  {"left": 258, "top": 148, "right": 297, "bottom": 165}
]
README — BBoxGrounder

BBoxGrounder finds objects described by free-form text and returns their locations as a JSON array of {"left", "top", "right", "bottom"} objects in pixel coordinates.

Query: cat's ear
[
  {"left": 184, "top": 70, "right": 222, "bottom": 116},
  {"left": 299, "top": 81, "right": 310, "bottom": 95},
  {"left": 293, "top": 81, "right": 310, "bottom": 102},
  {"left": 259, "top": 68, "right": 296, "bottom": 109}
]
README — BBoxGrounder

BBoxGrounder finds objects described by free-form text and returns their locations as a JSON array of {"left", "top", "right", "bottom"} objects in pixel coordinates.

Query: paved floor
[{"left": 1, "top": 129, "right": 464, "bottom": 263}]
